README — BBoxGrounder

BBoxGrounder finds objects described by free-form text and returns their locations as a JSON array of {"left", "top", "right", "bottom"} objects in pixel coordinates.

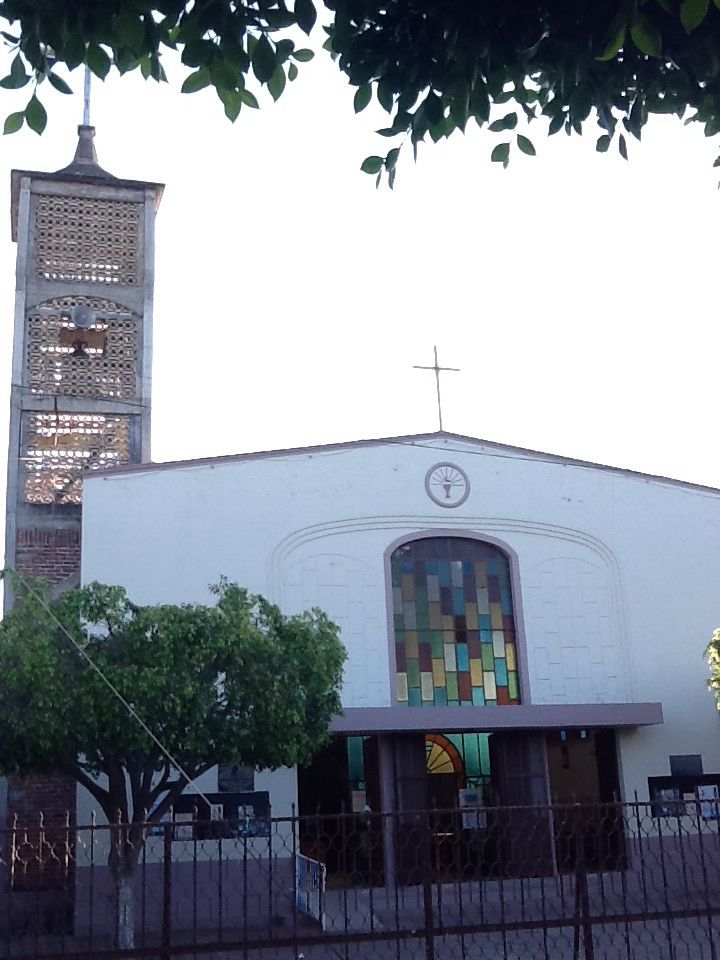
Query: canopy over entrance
[{"left": 331, "top": 702, "right": 663, "bottom": 735}]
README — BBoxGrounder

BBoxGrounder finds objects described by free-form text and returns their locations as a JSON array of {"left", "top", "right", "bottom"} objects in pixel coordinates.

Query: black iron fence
[{"left": 1, "top": 800, "right": 720, "bottom": 958}]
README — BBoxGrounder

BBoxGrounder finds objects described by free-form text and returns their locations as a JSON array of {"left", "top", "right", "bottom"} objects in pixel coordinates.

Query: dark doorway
[
  {"left": 297, "top": 736, "right": 382, "bottom": 885},
  {"left": 546, "top": 729, "right": 625, "bottom": 872}
]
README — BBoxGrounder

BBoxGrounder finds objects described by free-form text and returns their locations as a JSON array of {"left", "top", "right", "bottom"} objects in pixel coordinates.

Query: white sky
[{"left": 1, "top": 36, "right": 719, "bottom": 508}]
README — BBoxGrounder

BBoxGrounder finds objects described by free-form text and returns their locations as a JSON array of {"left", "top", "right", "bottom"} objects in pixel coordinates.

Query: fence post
[
  {"left": 573, "top": 810, "right": 594, "bottom": 960},
  {"left": 421, "top": 810, "right": 435, "bottom": 960},
  {"left": 291, "top": 803, "right": 298, "bottom": 957},
  {"left": 161, "top": 820, "right": 172, "bottom": 960}
]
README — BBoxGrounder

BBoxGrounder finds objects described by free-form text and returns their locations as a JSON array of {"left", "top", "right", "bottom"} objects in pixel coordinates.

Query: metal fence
[{"left": 1, "top": 799, "right": 720, "bottom": 958}]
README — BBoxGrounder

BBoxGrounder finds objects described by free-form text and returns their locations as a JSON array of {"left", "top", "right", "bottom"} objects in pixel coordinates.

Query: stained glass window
[{"left": 391, "top": 537, "right": 521, "bottom": 707}]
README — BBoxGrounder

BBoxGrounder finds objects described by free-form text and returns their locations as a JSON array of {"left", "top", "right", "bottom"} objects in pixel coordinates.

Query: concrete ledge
[{"left": 331, "top": 702, "right": 663, "bottom": 734}]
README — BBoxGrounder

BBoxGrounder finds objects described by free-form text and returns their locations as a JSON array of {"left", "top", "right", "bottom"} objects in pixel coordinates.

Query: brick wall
[
  {"left": 6, "top": 774, "right": 76, "bottom": 891},
  {"left": 15, "top": 527, "right": 81, "bottom": 584}
]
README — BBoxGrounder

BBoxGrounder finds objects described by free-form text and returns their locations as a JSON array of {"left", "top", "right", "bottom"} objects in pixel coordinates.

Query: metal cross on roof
[{"left": 413, "top": 345, "right": 460, "bottom": 432}]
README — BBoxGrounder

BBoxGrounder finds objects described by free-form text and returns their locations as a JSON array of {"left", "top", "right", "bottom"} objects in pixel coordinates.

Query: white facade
[{"left": 81, "top": 433, "right": 720, "bottom": 803}]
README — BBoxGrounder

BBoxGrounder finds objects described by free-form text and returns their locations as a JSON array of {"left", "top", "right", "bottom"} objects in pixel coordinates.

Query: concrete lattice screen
[
  {"left": 22, "top": 413, "right": 131, "bottom": 505},
  {"left": 26, "top": 296, "right": 138, "bottom": 400},
  {"left": 34, "top": 195, "right": 141, "bottom": 285}
]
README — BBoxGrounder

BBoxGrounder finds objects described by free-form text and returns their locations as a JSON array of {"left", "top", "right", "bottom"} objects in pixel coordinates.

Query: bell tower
[
  {"left": 5, "top": 127, "right": 163, "bottom": 605},
  {"left": 3, "top": 127, "right": 163, "bottom": 838}
]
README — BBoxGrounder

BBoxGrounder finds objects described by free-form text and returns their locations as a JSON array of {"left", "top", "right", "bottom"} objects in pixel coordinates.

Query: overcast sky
[{"left": 1, "top": 36, "right": 719, "bottom": 505}]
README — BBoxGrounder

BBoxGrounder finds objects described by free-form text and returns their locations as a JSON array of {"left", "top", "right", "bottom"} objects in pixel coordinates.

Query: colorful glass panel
[{"left": 392, "top": 538, "right": 521, "bottom": 707}]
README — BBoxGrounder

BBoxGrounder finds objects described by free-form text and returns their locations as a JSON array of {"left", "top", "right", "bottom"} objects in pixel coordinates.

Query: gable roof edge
[{"left": 84, "top": 430, "right": 720, "bottom": 497}]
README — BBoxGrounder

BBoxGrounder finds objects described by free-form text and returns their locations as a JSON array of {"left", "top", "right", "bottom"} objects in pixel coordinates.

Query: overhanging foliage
[{"left": 1, "top": 0, "right": 720, "bottom": 179}]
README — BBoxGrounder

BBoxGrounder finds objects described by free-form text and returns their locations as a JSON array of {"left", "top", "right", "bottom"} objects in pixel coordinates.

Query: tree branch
[{"left": 63, "top": 762, "right": 109, "bottom": 815}]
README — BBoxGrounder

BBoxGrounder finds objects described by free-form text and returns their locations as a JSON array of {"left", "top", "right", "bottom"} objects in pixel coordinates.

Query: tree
[
  {"left": 707, "top": 627, "right": 720, "bottom": 707},
  {"left": 2, "top": 0, "right": 720, "bottom": 179},
  {"left": 0, "top": 574, "right": 346, "bottom": 949}
]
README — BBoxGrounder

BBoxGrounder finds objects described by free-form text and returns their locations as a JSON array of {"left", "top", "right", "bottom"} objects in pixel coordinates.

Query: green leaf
[
  {"left": 597, "top": 16, "right": 626, "bottom": 61},
  {"left": 288, "top": 62, "right": 298, "bottom": 81},
  {"left": 596, "top": 134, "right": 612, "bottom": 152},
  {"left": 86, "top": 43, "right": 111, "bottom": 80},
  {"left": 516, "top": 133, "right": 536, "bottom": 155},
  {"left": 354, "top": 83, "right": 371, "bottom": 113},
  {"left": 275, "top": 39, "right": 295, "bottom": 64},
  {"left": 630, "top": 14, "right": 662, "bottom": 57},
  {"left": 62, "top": 31, "right": 85, "bottom": 70},
  {"left": 3, "top": 111, "right": 24, "bottom": 134},
  {"left": 386, "top": 146, "right": 400, "bottom": 170},
  {"left": 0, "top": 74, "right": 27, "bottom": 90},
  {"left": 491, "top": 141, "right": 511, "bottom": 167},
  {"left": 0, "top": 56, "right": 28, "bottom": 90},
  {"left": 489, "top": 112, "right": 518, "bottom": 132},
  {"left": 681, "top": 0, "right": 709, "bottom": 31},
  {"left": 252, "top": 35, "right": 276, "bottom": 83},
  {"left": 47, "top": 72, "right": 72, "bottom": 95},
  {"left": 267, "top": 64, "right": 286, "bottom": 102},
  {"left": 295, "top": 0, "right": 317, "bottom": 35},
  {"left": 116, "top": 13, "right": 145, "bottom": 53},
  {"left": 182, "top": 38, "right": 212, "bottom": 68},
  {"left": 618, "top": 133, "right": 628, "bottom": 159},
  {"left": 10, "top": 53, "right": 27, "bottom": 85},
  {"left": 218, "top": 88, "right": 242, "bottom": 121},
  {"left": 25, "top": 95, "right": 47, "bottom": 135},
  {"left": 470, "top": 84, "right": 490, "bottom": 124},
  {"left": 569, "top": 86, "right": 592, "bottom": 123},
  {"left": 181, "top": 67, "right": 211, "bottom": 93},
  {"left": 548, "top": 112, "right": 565, "bottom": 135},
  {"left": 360, "top": 155, "right": 384, "bottom": 174},
  {"left": 292, "top": 48, "right": 314, "bottom": 62},
  {"left": 377, "top": 82, "right": 393, "bottom": 113},
  {"left": 238, "top": 88, "right": 259, "bottom": 108},
  {"left": 210, "top": 62, "right": 239, "bottom": 91}
]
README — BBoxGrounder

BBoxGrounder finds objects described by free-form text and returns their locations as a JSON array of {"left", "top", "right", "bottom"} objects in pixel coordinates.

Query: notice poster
[
  {"left": 698, "top": 784, "right": 720, "bottom": 820},
  {"left": 459, "top": 787, "right": 487, "bottom": 830}
]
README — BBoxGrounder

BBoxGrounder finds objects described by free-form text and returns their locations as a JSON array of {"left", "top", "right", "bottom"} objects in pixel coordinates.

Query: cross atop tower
[
  {"left": 83, "top": 64, "right": 92, "bottom": 126},
  {"left": 413, "top": 345, "right": 460, "bottom": 431}
]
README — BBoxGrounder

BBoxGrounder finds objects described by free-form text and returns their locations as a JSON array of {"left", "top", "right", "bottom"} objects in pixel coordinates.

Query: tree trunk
[{"left": 115, "top": 869, "right": 135, "bottom": 950}]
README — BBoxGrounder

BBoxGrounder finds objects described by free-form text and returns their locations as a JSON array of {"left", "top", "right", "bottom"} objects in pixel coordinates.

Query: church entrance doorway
[
  {"left": 298, "top": 727, "right": 625, "bottom": 887},
  {"left": 297, "top": 735, "right": 383, "bottom": 887},
  {"left": 546, "top": 729, "right": 625, "bottom": 872}
]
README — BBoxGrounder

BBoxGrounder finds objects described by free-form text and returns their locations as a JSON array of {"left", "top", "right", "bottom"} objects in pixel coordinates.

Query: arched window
[{"left": 391, "top": 537, "right": 521, "bottom": 707}]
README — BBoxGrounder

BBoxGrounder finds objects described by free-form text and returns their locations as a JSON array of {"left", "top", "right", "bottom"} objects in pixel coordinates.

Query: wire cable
[{"left": 9, "top": 569, "right": 219, "bottom": 816}]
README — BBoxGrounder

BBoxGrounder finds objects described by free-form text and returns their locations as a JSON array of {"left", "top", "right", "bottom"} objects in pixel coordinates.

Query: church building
[
  {"left": 4, "top": 123, "right": 720, "bottom": 889},
  {"left": 78, "top": 428, "right": 720, "bottom": 877}
]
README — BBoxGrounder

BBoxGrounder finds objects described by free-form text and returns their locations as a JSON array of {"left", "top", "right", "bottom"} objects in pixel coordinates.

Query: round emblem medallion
[{"left": 425, "top": 462, "right": 470, "bottom": 508}]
